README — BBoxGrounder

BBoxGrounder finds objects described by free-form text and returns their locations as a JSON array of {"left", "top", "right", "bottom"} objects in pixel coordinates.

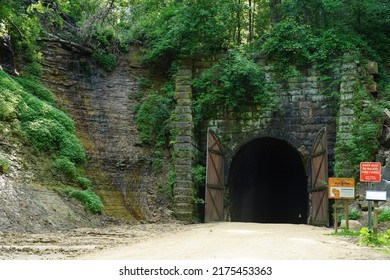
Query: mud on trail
[{"left": 0, "top": 222, "right": 389, "bottom": 260}]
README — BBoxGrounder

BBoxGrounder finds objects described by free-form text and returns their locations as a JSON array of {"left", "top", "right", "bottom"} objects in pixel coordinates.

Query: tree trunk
[
  {"left": 237, "top": 0, "right": 242, "bottom": 45},
  {"left": 248, "top": 0, "right": 253, "bottom": 42},
  {"left": 269, "top": 0, "right": 281, "bottom": 26}
]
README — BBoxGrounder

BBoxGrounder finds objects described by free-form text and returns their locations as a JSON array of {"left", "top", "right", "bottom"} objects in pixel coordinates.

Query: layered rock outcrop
[{"left": 39, "top": 40, "right": 170, "bottom": 222}]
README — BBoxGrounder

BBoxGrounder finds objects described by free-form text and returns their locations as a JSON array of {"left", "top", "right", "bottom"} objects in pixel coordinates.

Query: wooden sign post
[
  {"left": 366, "top": 191, "right": 387, "bottom": 235},
  {"left": 328, "top": 178, "right": 355, "bottom": 232}
]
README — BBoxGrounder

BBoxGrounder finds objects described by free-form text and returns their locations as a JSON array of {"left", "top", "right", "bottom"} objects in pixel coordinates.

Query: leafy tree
[
  {"left": 129, "top": 0, "right": 233, "bottom": 65},
  {"left": 0, "top": 0, "right": 42, "bottom": 65}
]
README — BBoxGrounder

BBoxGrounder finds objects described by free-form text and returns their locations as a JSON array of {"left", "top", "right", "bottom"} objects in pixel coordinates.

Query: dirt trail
[
  {"left": 80, "top": 222, "right": 389, "bottom": 260},
  {"left": 1, "top": 222, "right": 389, "bottom": 260}
]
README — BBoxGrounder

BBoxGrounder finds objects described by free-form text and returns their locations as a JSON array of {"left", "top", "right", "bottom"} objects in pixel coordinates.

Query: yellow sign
[
  {"left": 328, "top": 178, "right": 355, "bottom": 199},
  {"left": 328, "top": 178, "right": 355, "bottom": 187}
]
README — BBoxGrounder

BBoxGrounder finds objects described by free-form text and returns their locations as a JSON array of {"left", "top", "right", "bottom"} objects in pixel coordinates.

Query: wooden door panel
[
  {"left": 205, "top": 130, "right": 225, "bottom": 222},
  {"left": 310, "top": 127, "right": 329, "bottom": 226}
]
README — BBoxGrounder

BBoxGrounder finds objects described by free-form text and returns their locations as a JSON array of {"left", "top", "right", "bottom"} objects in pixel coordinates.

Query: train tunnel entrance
[{"left": 228, "top": 137, "right": 308, "bottom": 224}]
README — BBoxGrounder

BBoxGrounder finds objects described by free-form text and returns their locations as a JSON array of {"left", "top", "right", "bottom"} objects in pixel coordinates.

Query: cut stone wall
[
  {"left": 171, "top": 55, "right": 384, "bottom": 221},
  {"left": 202, "top": 60, "right": 339, "bottom": 172},
  {"left": 172, "top": 61, "right": 196, "bottom": 220}
]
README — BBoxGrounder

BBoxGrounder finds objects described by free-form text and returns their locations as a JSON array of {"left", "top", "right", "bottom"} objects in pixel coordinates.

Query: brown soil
[{"left": 1, "top": 222, "right": 389, "bottom": 260}]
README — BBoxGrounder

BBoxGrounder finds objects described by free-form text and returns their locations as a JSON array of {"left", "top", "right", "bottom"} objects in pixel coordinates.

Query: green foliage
[
  {"left": 1, "top": 68, "right": 88, "bottom": 186},
  {"left": 53, "top": 157, "right": 78, "bottom": 179},
  {"left": 91, "top": 51, "right": 117, "bottom": 72},
  {"left": 192, "top": 165, "right": 206, "bottom": 204},
  {"left": 58, "top": 186, "right": 103, "bottom": 214},
  {"left": 137, "top": 77, "right": 153, "bottom": 92},
  {"left": 22, "top": 118, "right": 65, "bottom": 150},
  {"left": 334, "top": 87, "right": 383, "bottom": 177},
  {"left": 166, "top": 169, "right": 176, "bottom": 199},
  {"left": 14, "top": 77, "right": 55, "bottom": 104},
  {"left": 136, "top": 82, "right": 175, "bottom": 148},
  {"left": 378, "top": 209, "right": 390, "bottom": 223},
  {"left": 0, "top": 156, "right": 10, "bottom": 174},
  {"left": 58, "top": 134, "right": 86, "bottom": 163},
  {"left": 75, "top": 176, "right": 93, "bottom": 189},
  {"left": 261, "top": 20, "right": 361, "bottom": 76},
  {"left": 0, "top": 71, "right": 23, "bottom": 121},
  {"left": 339, "top": 209, "right": 361, "bottom": 221},
  {"left": 359, "top": 227, "right": 390, "bottom": 247},
  {"left": 18, "top": 93, "right": 74, "bottom": 133},
  {"left": 0, "top": 0, "right": 42, "bottom": 64},
  {"left": 279, "top": 0, "right": 390, "bottom": 59},
  {"left": 8, "top": 82, "right": 86, "bottom": 164},
  {"left": 349, "top": 209, "right": 361, "bottom": 220},
  {"left": 192, "top": 50, "right": 279, "bottom": 127},
  {"left": 131, "top": 0, "right": 232, "bottom": 65},
  {"left": 331, "top": 227, "right": 360, "bottom": 237}
]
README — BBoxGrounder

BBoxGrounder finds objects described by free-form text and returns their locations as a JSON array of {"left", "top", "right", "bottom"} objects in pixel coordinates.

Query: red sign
[{"left": 360, "top": 162, "right": 381, "bottom": 182}]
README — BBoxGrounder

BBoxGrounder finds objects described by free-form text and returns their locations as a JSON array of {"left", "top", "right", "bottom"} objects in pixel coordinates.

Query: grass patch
[
  {"left": 56, "top": 186, "right": 104, "bottom": 214},
  {"left": 14, "top": 76, "right": 55, "bottom": 104},
  {"left": 330, "top": 227, "right": 360, "bottom": 237},
  {"left": 75, "top": 176, "right": 92, "bottom": 189}
]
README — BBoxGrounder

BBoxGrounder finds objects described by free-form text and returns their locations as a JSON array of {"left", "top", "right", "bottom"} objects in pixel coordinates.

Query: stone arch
[{"left": 225, "top": 133, "right": 309, "bottom": 223}]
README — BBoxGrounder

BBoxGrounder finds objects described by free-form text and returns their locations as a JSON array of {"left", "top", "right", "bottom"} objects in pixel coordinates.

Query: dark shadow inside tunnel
[{"left": 228, "top": 137, "right": 308, "bottom": 224}]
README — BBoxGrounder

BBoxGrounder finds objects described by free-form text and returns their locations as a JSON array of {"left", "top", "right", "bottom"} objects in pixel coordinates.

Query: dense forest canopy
[{"left": 1, "top": 0, "right": 389, "bottom": 68}]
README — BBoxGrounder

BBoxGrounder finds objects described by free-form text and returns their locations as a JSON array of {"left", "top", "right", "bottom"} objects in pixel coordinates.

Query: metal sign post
[
  {"left": 367, "top": 182, "right": 372, "bottom": 231},
  {"left": 360, "top": 162, "right": 381, "bottom": 231}
]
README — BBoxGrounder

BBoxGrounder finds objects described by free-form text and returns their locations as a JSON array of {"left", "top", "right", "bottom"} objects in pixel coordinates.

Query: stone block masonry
[
  {"left": 335, "top": 55, "right": 360, "bottom": 177},
  {"left": 172, "top": 62, "right": 196, "bottom": 221}
]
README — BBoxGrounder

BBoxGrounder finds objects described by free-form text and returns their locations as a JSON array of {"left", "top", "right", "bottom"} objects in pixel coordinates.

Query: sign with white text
[{"left": 360, "top": 162, "right": 381, "bottom": 182}]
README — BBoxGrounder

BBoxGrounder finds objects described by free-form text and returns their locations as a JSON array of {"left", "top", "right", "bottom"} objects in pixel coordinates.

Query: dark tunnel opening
[{"left": 229, "top": 137, "right": 308, "bottom": 224}]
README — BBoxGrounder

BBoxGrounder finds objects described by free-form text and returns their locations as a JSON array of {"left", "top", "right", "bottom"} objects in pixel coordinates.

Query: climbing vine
[
  {"left": 192, "top": 50, "right": 279, "bottom": 131},
  {"left": 334, "top": 85, "right": 383, "bottom": 178}
]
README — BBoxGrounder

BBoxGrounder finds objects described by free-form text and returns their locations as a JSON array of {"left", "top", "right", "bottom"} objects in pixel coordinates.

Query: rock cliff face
[
  {"left": 0, "top": 122, "right": 103, "bottom": 233},
  {"left": 0, "top": 32, "right": 17, "bottom": 75},
  {"left": 39, "top": 40, "right": 170, "bottom": 222}
]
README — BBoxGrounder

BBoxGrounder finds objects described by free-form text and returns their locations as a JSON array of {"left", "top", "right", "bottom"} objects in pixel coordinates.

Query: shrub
[
  {"left": 59, "top": 187, "right": 104, "bottom": 214},
  {"left": 69, "top": 188, "right": 104, "bottom": 214},
  {"left": 378, "top": 209, "right": 390, "bottom": 223},
  {"left": 92, "top": 51, "right": 117, "bottom": 72},
  {"left": 359, "top": 227, "right": 390, "bottom": 247},
  {"left": 58, "top": 134, "right": 86, "bottom": 163},
  {"left": 192, "top": 165, "right": 206, "bottom": 204},
  {"left": 0, "top": 70, "right": 23, "bottom": 120},
  {"left": 349, "top": 209, "right": 361, "bottom": 220},
  {"left": 0, "top": 156, "right": 10, "bottom": 174},
  {"left": 136, "top": 83, "right": 174, "bottom": 147},
  {"left": 76, "top": 176, "right": 92, "bottom": 189},
  {"left": 53, "top": 157, "right": 78, "bottom": 179},
  {"left": 334, "top": 87, "right": 383, "bottom": 178},
  {"left": 14, "top": 77, "right": 54, "bottom": 104},
  {"left": 18, "top": 93, "right": 75, "bottom": 132},
  {"left": 22, "top": 118, "right": 66, "bottom": 151},
  {"left": 192, "top": 50, "right": 279, "bottom": 128}
]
